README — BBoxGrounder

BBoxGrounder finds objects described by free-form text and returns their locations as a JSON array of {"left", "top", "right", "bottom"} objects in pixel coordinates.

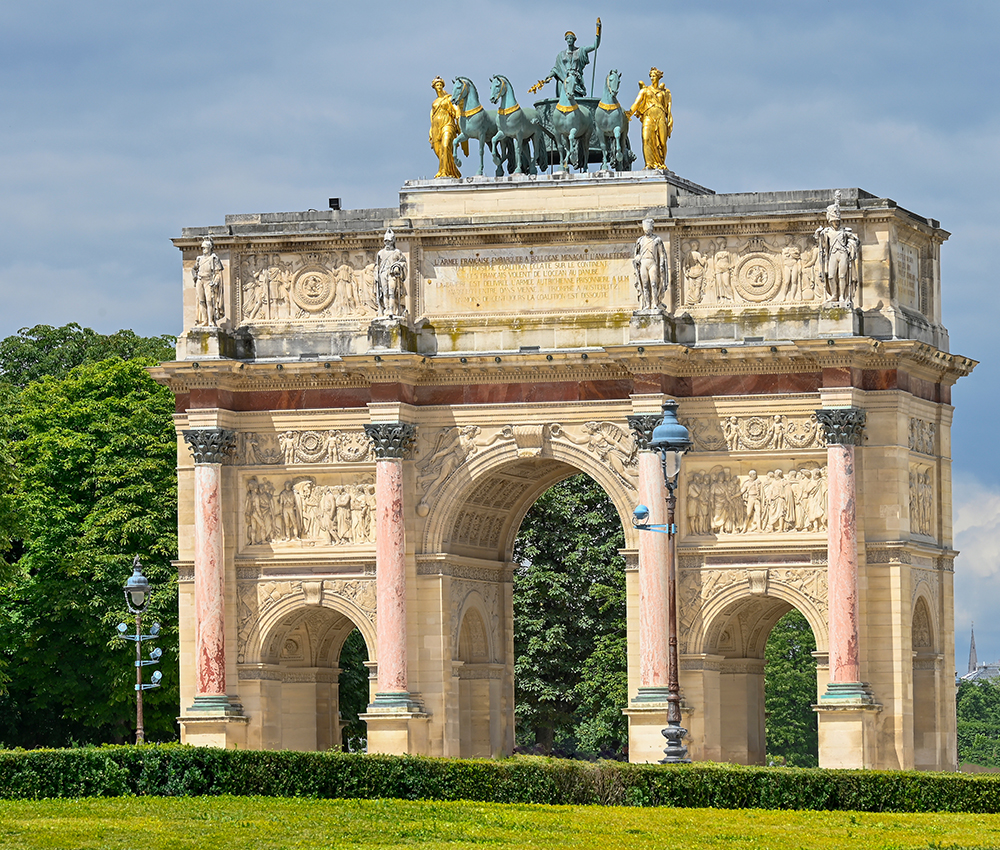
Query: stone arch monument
[{"left": 153, "top": 172, "right": 974, "bottom": 770}]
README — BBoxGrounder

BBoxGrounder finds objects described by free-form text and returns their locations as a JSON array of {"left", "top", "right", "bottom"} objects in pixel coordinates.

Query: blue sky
[{"left": 2, "top": 1, "right": 997, "bottom": 671}]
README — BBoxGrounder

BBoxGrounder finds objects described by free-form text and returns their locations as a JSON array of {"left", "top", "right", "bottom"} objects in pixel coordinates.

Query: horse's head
[
  {"left": 606, "top": 68, "right": 621, "bottom": 97},
  {"left": 564, "top": 69, "right": 583, "bottom": 99},
  {"left": 451, "top": 77, "right": 471, "bottom": 106},
  {"left": 489, "top": 75, "right": 506, "bottom": 105}
]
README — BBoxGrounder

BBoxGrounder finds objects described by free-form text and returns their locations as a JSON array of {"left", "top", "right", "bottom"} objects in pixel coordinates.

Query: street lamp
[
  {"left": 632, "top": 399, "right": 692, "bottom": 763},
  {"left": 117, "top": 556, "right": 162, "bottom": 744}
]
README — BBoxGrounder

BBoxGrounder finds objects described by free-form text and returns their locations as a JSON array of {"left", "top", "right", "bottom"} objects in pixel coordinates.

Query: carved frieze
[
  {"left": 256, "top": 577, "right": 375, "bottom": 626},
  {"left": 683, "top": 464, "right": 827, "bottom": 536},
  {"left": 240, "top": 429, "right": 375, "bottom": 466},
  {"left": 681, "top": 414, "right": 825, "bottom": 452},
  {"left": 909, "top": 418, "right": 937, "bottom": 456},
  {"left": 243, "top": 473, "right": 376, "bottom": 549},
  {"left": 236, "top": 249, "right": 378, "bottom": 323},
  {"left": 679, "top": 233, "right": 824, "bottom": 307},
  {"left": 909, "top": 464, "right": 935, "bottom": 538}
]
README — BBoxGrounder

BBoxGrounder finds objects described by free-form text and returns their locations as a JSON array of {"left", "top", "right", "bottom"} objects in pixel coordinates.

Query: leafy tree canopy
[
  {"left": 764, "top": 608, "right": 819, "bottom": 767},
  {"left": 512, "top": 474, "right": 627, "bottom": 758},
  {"left": 0, "top": 327, "right": 178, "bottom": 746},
  {"left": 957, "top": 678, "right": 1000, "bottom": 767}
]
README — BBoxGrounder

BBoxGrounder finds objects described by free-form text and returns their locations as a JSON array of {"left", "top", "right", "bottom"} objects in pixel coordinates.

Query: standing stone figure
[
  {"left": 429, "top": 76, "right": 462, "bottom": 179},
  {"left": 632, "top": 218, "right": 668, "bottom": 310},
  {"left": 814, "top": 191, "right": 861, "bottom": 305},
  {"left": 192, "top": 237, "right": 224, "bottom": 327},
  {"left": 628, "top": 67, "right": 672, "bottom": 170},
  {"left": 375, "top": 229, "right": 407, "bottom": 317}
]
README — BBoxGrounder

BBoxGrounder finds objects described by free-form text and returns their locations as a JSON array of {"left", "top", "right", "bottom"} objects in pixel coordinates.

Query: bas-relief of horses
[
  {"left": 595, "top": 68, "right": 636, "bottom": 171},
  {"left": 551, "top": 68, "right": 594, "bottom": 172},
  {"left": 488, "top": 74, "right": 549, "bottom": 175},
  {"left": 451, "top": 76, "right": 508, "bottom": 177}
]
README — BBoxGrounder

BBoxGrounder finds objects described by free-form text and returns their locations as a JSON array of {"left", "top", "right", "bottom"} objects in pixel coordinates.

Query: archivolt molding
[
  {"left": 251, "top": 577, "right": 377, "bottom": 665},
  {"left": 680, "top": 566, "right": 828, "bottom": 655},
  {"left": 419, "top": 434, "right": 639, "bottom": 556},
  {"left": 911, "top": 568, "right": 941, "bottom": 619}
]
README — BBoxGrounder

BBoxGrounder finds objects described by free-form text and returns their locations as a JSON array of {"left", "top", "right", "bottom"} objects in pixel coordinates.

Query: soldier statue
[
  {"left": 633, "top": 218, "right": 669, "bottom": 311},
  {"left": 814, "top": 192, "right": 861, "bottom": 305},
  {"left": 192, "top": 237, "right": 224, "bottom": 327},
  {"left": 375, "top": 229, "right": 407, "bottom": 317}
]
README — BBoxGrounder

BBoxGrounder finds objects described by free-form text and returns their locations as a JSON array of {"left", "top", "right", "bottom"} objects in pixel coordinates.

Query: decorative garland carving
[
  {"left": 240, "top": 429, "right": 375, "bottom": 466},
  {"left": 681, "top": 414, "right": 825, "bottom": 452}
]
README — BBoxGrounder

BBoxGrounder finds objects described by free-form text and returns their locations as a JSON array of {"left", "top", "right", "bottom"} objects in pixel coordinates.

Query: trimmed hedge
[{"left": 1, "top": 746, "right": 999, "bottom": 812}]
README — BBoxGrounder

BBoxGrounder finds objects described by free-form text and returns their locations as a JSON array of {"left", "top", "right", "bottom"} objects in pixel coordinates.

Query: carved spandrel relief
[
  {"left": 243, "top": 474, "right": 376, "bottom": 550},
  {"left": 909, "top": 465, "right": 935, "bottom": 538},
  {"left": 909, "top": 418, "right": 937, "bottom": 456},
  {"left": 239, "top": 430, "right": 375, "bottom": 466},
  {"left": 684, "top": 464, "right": 827, "bottom": 537},
  {"left": 236, "top": 250, "right": 378, "bottom": 323},
  {"left": 257, "top": 578, "right": 376, "bottom": 626},
  {"left": 416, "top": 425, "right": 482, "bottom": 515},
  {"left": 681, "top": 414, "right": 824, "bottom": 452},
  {"left": 556, "top": 421, "right": 638, "bottom": 491},
  {"left": 680, "top": 233, "right": 824, "bottom": 307}
]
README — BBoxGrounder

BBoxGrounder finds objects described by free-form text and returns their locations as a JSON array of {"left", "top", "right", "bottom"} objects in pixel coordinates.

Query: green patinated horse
[
  {"left": 451, "top": 76, "right": 507, "bottom": 178},
  {"left": 595, "top": 68, "right": 636, "bottom": 172},
  {"left": 551, "top": 68, "right": 594, "bottom": 172},
  {"left": 488, "top": 74, "right": 549, "bottom": 175}
]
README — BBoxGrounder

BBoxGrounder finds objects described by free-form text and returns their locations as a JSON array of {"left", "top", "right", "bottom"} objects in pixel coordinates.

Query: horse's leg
[
  {"left": 514, "top": 131, "right": 525, "bottom": 174},
  {"left": 491, "top": 129, "right": 505, "bottom": 168},
  {"left": 453, "top": 129, "right": 467, "bottom": 169},
  {"left": 598, "top": 125, "right": 610, "bottom": 171},
  {"left": 568, "top": 128, "right": 578, "bottom": 172},
  {"left": 526, "top": 135, "right": 537, "bottom": 175}
]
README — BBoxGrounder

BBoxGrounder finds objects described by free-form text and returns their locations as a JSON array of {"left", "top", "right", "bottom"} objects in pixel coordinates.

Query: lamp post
[
  {"left": 117, "top": 556, "right": 162, "bottom": 744},
  {"left": 632, "top": 400, "right": 692, "bottom": 763}
]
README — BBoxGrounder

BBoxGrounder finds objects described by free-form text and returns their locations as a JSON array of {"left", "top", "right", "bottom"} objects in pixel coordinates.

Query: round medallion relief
[
  {"left": 291, "top": 266, "right": 335, "bottom": 313},
  {"left": 734, "top": 253, "right": 780, "bottom": 302}
]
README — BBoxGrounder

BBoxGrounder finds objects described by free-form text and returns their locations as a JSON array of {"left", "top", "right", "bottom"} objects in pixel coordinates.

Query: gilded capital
[
  {"left": 815, "top": 408, "right": 866, "bottom": 446},
  {"left": 364, "top": 422, "right": 417, "bottom": 459},
  {"left": 184, "top": 428, "right": 238, "bottom": 464},
  {"left": 627, "top": 414, "right": 662, "bottom": 451}
]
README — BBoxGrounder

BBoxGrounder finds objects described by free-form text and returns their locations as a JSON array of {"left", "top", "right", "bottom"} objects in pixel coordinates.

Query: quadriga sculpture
[
  {"left": 595, "top": 68, "right": 636, "bottom": 171},
  {"left": 551, "top": 68, "right": 594, "bottom": 173},
  {"left": 488, "top": 74, "right": 549, "bottom": 175}
]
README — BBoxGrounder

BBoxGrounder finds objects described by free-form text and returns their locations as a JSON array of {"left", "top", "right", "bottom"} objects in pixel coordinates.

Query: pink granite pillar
[
  {"left": 815, "top": 408, "right": 874, "bottom": 702},
  {"left": 184, "top": 429, "right": 239, "bottom": 713},
  {"left": 637, "top": 450, "right": 670, "bottom": 689},
  {"left": 364, "top": 422, "right": 419, "bottom": 708}
]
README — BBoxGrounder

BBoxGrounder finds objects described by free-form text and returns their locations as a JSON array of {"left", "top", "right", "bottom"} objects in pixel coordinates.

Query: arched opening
[
  {"left": 702, "top": 594, "right": 820, "bottom": 765},
  {"left": 257, "top": 606, "right": 373, "bottom": 751},
  {"left": 511, "top": 473, "right": 628, "bottom": 759},
  {"left": 911, "top": 595, "right": 938, "bottom": 769}
]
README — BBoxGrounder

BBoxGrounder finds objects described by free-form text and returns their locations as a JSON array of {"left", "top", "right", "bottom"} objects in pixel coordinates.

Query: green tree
[
  {"left": 338, "top": 629, "right": 370, "bottom": 751},
  {"left": 0, "top": 324, "right": 174, "bottom": 390},
  {"left": 957, "top": 678, "right": 1000, "bottom": 767},
  {"left": 764, "top": 608, "right": 819, "bottom": 767},
  {"left": 0, "top": 356, "right": 178, "bottom": 746},
  {"left": 512, "top": 474, "right": 628, "bottom": 758}
]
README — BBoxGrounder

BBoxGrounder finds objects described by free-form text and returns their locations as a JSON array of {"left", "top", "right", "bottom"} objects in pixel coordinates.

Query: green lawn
[{"left": 0, "top": 796, "right": 998, "bottom": 849}]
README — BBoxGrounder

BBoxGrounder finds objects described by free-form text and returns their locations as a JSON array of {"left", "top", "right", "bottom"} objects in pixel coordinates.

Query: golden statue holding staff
[
  {"left": 429, "top": 76, "right": 464, "bottom": 178},
  {"left": 628, "top": 67, "right": 672, "bottom": 170}
]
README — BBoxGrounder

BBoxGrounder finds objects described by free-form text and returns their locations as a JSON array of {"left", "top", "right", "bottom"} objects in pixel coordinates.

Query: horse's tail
[{"left": 535, "top": 133, "right": 549, "bottom": 172}]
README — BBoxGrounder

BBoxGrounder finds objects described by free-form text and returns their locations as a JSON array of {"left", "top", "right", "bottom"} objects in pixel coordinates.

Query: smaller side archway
[
  {"left": 911, "top": 592, "right": 942, "bottom": 770},
  {"left": 453, "top": 599, "right": 502, "bottom": 757}
]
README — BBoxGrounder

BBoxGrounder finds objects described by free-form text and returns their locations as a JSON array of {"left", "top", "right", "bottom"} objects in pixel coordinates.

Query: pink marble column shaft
[
  {"left": 194, "top": 463, "right": 226, "bottom": 697},
  {"left": 638, "top": 451, "right": 670, "bottom": 688},
  {"left": 827, "top": 443, "right": 860, "bottom": 684},
  {"left": 375, "top": 458, "right": 408, "bottom": 693}
]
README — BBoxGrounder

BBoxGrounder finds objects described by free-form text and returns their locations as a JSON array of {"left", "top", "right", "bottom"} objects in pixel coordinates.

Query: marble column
[
  {"left": 628, "top": 415, "right": 671, "bottom": 698},
  {"left": 363, "top": 422, "right": 421, "bottom": 710},
  {"left": 815, "top": 408, "right": 874, "bottom": 703},
  {"left": 183, "top": 428, "right": 241, "bottom": 714}
]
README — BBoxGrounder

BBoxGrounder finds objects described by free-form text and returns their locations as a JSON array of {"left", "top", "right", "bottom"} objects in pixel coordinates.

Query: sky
[{"left": 2, "top": 1, "right": 998, "bottom": 671}]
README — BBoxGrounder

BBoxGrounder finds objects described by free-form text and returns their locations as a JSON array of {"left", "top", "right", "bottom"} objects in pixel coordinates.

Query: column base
[
  {"left": 185, "top": 694, "right": 245, "bottom": 716},
  {"left": 624, "top": 701, "right": 692, "bottom": 764},
  {"left": 178, "top": 711, "right": 249, "bottom": 749},
  {"left": 361, "top": 692, "right": 429, "bottom": 755},
  {"left": 815, "top": 686, "right": 881, "bottom": 769}
]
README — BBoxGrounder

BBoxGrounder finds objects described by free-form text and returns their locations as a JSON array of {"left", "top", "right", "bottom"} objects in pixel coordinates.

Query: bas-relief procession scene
[{"left": 153, "top": 18, "right": 975, "bottom": 772}]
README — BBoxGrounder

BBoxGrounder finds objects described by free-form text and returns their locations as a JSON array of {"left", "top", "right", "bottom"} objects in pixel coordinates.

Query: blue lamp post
[
  {"left": 117, "top": 557, "right": 162, "bottom": 744},
  {"left": 632, "top": 400, "right": 692, "bottom": 763}
]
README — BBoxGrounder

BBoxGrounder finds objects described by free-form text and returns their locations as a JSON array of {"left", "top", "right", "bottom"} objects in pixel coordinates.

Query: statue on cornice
[
  {"left": 192, "top": 237, "right": 224, "bottom": 327},
  {"left": 628, "top": 67, "right": 672, "bottom": 170},
  {"left": 429, "top": 76, "right": 463, "bottom": 179},
  {"left": 814, "top": 191, "right": 861, "bottom": 306},
  {"left": 375, "top": 229, "right": 407, "bottom": 318},
  {"left": 633, "top": 218, "right": 668, "bottom": 311}
]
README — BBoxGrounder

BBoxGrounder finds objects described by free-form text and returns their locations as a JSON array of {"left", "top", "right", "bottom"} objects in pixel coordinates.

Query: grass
[{"left": 0, "top": 797, "right": 999, "bottom": 849}]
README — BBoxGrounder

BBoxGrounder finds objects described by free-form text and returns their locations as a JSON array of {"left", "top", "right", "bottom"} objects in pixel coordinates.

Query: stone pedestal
[
  {"left": 368, "top": 317, "right": 416, "bottom": 351},
  {"left": 815, "top": 704, "right": 881, "bottom": 769},
  {"left": 176, "top": 327, "right": 236, "bottom": 360},
  {"left": 818, "top": 304, "right": 862, "bottom": 337},
  {"left": 629, "top": 311, "right": 695, "bottom": 345}
]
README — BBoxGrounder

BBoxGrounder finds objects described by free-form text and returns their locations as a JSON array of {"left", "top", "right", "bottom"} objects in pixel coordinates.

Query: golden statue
[
  {"left": 429, "top": 76, "right": 464, "bottom": 179},
  {"left": 627, "top": 67, "right": 672, "bottom": 170}
]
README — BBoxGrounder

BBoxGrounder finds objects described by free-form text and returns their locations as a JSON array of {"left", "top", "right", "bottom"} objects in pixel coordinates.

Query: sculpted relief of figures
[
  {"left": 680, "top": 233, "right": 824, "bottom": 307},
  {"left": 684, "top": 465, "right": 828, "bottom": 537},
  {"left": 910, "top": 466, "right": 935, "bottom": 537},
  {"left": 681, "top": 414, "right": 825, "bottom": 452},
  {"left": 909, "top": 418, "right": 937, "bottom": 456},
  {"left": 243, "top": 475, "right": 376, "bottom": 549},
  {"left": 237, "top": 249, "right": 379, "bottom": 323},
  {"left": 240, "top": 429, "right": 375, "bottom": 466}
]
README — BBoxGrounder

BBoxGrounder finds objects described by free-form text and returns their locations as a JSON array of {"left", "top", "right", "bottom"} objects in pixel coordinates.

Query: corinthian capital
[
  {"left": 627, "top": 415, "right": 662, "bottom": 451},
  {"left": 815, "top": 408, "right": 866, "bottom": 447},
  {"left": 183, "top": 429, "right": 238, "bottom": 464},
  {"left": 364, "top": 422, "right": 417, "bottom": 459}
]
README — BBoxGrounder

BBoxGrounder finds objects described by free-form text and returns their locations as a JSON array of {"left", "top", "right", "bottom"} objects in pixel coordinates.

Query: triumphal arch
[{"left": 154, "top": 149, "right": 973, "bottom": 769}]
